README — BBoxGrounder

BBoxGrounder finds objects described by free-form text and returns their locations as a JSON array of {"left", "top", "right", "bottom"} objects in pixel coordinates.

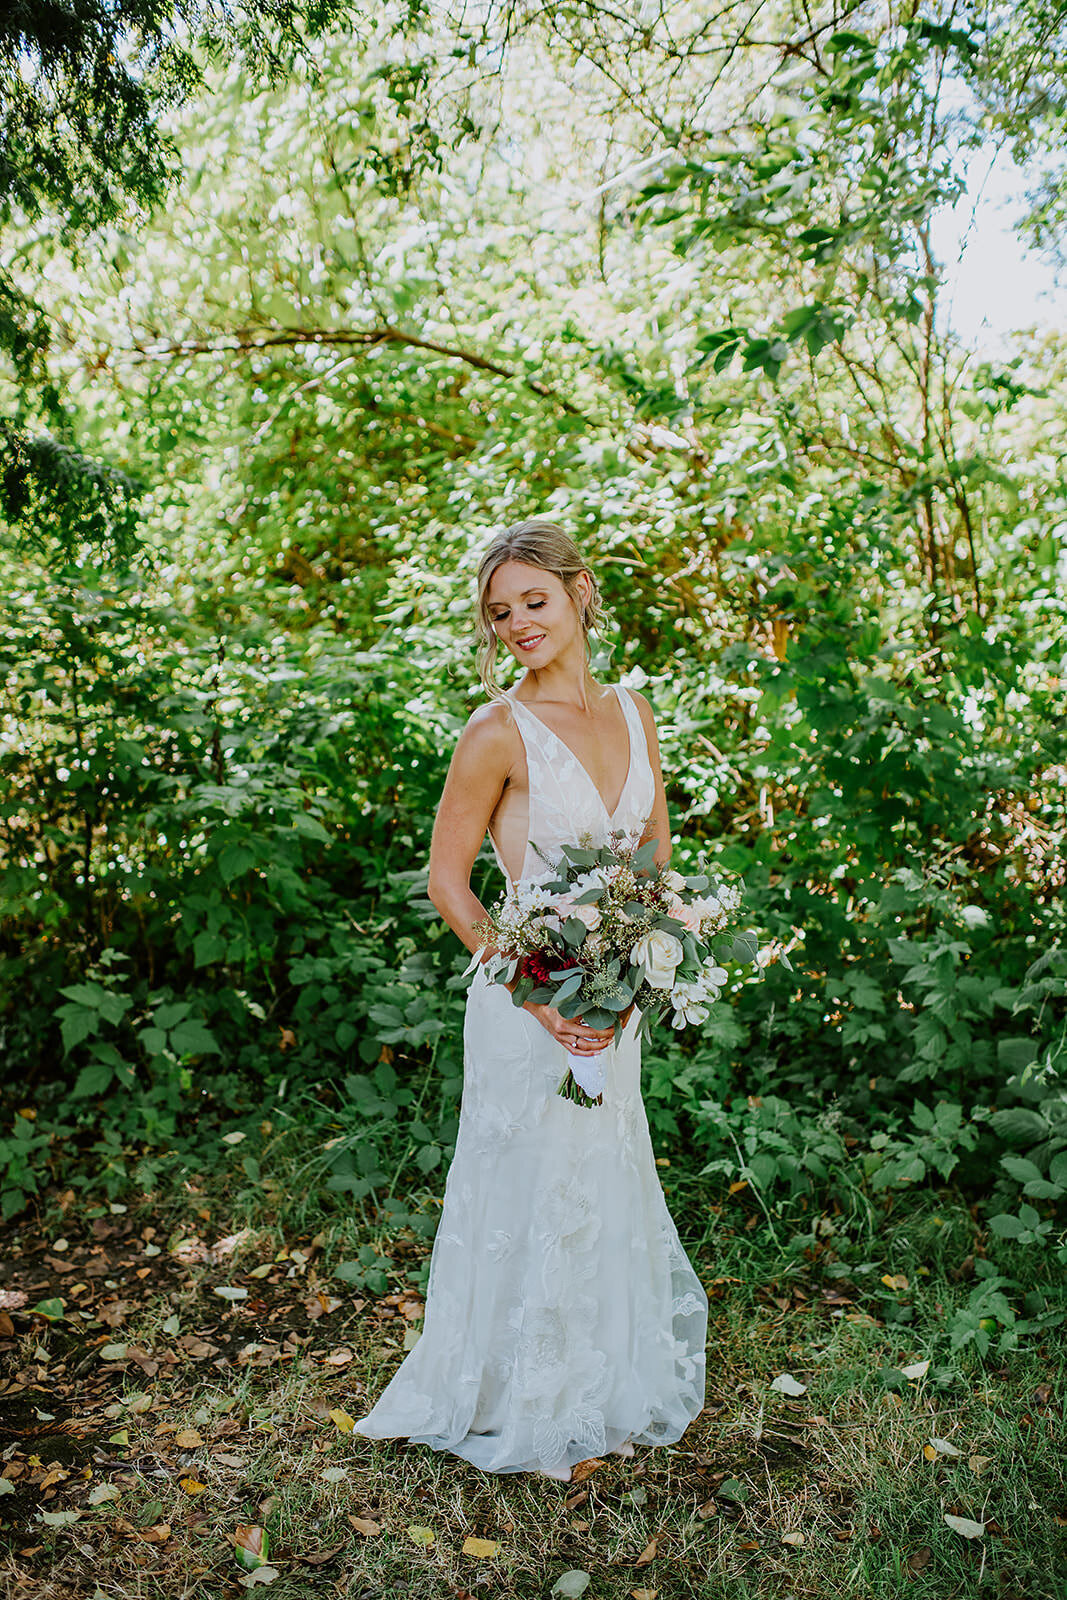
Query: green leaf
[
  {"left": 193, "top": 931, "right": 226, "bottom": 966},
  {"left": 989, "top": 1108, "right": 1047, "bottom": 1144},
  {"left": 988, "top": 1212, "right": 1025, "bottom": 1238},
  {"left": 58, "top": 982, "right": 107, "bottom": 1009},
  {"left": 218, "top": 843, "right": 256, "bottom": 883},
  {"left": 72, "top": 1060, "right": 114, "bottom": 1097},
  {"left": 30, "top": 1298, "right": 65, "bottom": 1321},
  {"left": 60, "top": 1010, "right": 98, "bottom": 1053},
  {"left": 415, "top": 1144, "right": 441, "bottom": 1173},
  {"left": 1000, "top": 1156, "right": 1044, "bottom": 1185},
  {"left": 998, "top": 1037, "right": 1039, "bottom": 1072},
  {"left": 170, "top": 1019, "right": 219, "bottom": 1056}
]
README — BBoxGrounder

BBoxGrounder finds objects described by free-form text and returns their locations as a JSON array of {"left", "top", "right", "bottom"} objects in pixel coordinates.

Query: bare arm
[
  {"left": 629, "top": 690, "right": 672, "bottom": 868},
  {"left": 427, "top": 703, "right": 514, "bottom": 955},
  {"left": 427, "top": 701, "right": 614, "bottom": 1054}
]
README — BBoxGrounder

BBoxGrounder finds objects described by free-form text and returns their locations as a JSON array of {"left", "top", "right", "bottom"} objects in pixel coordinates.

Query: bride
[{"left": 351, "top": 519, "right": 708, "bottom": 1481}]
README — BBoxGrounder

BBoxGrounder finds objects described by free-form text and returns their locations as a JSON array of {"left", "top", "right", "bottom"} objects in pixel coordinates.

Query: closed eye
[{"left": 490, "top": 600, "right": 546, "bottom": 623}]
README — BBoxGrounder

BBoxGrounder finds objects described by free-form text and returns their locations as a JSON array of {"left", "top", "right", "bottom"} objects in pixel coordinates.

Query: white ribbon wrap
[{"left": 564, "top": 1042, "right": 610, "bottom": 1099}]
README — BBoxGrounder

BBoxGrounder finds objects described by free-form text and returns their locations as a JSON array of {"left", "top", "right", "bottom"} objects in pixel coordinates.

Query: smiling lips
[{"left": 515, "top": 632, "right": 546, "bottom": 652}]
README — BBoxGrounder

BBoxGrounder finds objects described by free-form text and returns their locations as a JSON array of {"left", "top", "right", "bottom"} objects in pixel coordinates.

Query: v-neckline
[{"left": 511, "top": 683, "right": 635, "bottom": 821}]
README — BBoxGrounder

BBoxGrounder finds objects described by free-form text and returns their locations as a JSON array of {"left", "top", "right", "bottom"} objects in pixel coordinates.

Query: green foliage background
[{"left": 1, "top": 1, "right": 1065, "bottom": 1348}]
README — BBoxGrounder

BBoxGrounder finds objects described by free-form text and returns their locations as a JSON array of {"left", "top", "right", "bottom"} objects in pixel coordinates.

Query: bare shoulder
[
  {"left": 465, "top": 697, "right": 518, "bottom": 739},
  {"left": 453, "top": 697, "right": 521, "bottom": 765},
  {"left": 622, "top": 686, "right": 661, "bottom": 738}
]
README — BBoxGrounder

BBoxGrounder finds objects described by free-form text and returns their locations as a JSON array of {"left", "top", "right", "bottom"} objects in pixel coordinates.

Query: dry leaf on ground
[
  {"left": 944, "top": 1514, "right": 985, "bottom": 1539},
  {"left": 462, "top": 1536, "right": 501, "bottom": 1557}
]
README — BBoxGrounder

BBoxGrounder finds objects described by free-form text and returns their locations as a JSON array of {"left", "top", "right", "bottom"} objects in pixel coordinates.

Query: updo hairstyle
[{"left": 474, "top": 519, "right": 606, "bottom": 699}]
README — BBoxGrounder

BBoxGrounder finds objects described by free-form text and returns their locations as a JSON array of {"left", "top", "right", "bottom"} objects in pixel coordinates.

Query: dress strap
[{"left": 612, "top": 684, "right": 653, "bottom": 788}]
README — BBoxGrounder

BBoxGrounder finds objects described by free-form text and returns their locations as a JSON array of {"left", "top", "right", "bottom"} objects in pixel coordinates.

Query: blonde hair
[{"left": 474, "top": 519, "right": 606, "bottom": 699}]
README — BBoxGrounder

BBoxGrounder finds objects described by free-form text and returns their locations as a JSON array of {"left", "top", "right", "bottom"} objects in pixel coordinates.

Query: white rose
[
  {"left": 571, "top": 902, "right": 601, "bottom": 930},
  {"left": 630, "top": 929, "right": 684, "bottom": 990},
  {"left": 664, "top": 869, "right": 687, "bottom": 891}
]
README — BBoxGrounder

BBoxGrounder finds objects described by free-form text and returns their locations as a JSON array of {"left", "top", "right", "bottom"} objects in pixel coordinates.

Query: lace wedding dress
[{"left": 351, "top": 682, "right": 708, "bottom": 1475}]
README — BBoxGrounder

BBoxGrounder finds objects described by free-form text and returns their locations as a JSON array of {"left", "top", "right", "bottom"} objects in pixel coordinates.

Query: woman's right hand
[{"left": 525, "top": 1001, "right": 614, "bottom": 1054}]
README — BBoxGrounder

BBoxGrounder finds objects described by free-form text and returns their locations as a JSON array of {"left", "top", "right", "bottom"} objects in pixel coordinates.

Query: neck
[{"left": 518, "top": 642, "right": 602, "bottom": 710}]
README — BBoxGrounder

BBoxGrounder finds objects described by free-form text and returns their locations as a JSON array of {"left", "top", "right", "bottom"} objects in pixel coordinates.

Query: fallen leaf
[
  {"left": 323, "top": 1348, "right": 354, "bottom": 1367},
  {"left": 407, "top": 1525, "right": 435, "bottom": 1546},
  {"left": 770, "top": 1373, "right": 807, "bottom": 1396},
  {"left": 551, "top": 1574, "right": 591, "bottom": 1599},
  {"left": 234, "top": 1526, "right": 270, "bottom": 1570},
  {"left": 328, "top": 1409, "right": 355, "bottom": 1433},
  {"left": 107, "top": 1429, "right": 129, "bottom": 1447},
  {"left": 87, "top": 1484, "right": 121, "bottom": 1505},
  {"left": 901, "top": 1359, "right": 930, "bottom": 1380},
  {"left": 462, "top": 1536, "right": 501, "bottom": 1557},
  {"left": 179, "top": 1478, "right": 207, "bottom": 1496},
  {"left": 881, "top": 1273, "right": 909, "bottom": 1290},
  {"left": 140, "top": 1524, "right": 171, "bottom": 1543},
  {"left": 969, "top": 1455, "right": 993, "bottom": 1475},
  {"left": 31, "top": 1298, "right": 65, "bottom": 1321},
  {"left": 320, "top": 1467, "right": 348, "bottom": 1484},
  {"left": 944, "top": 1514, "right": 984, "bottom": 1539},
  {"left": 780, "top": 1531, "right": 805, "bottom": 1546},
  {"left": 347, "top": 1516, "right": 380, "bottom": 1536},
  {"left": 0, "top": 1481, "right": 14, "bottom": 1497},
  {"left": 98, "top": 1343, "right": 129, "bottom": 1362},
  {"left": 570, "top": 1457, "right": 605, "bottom": 1483},
  {"left": 238, "top": 1568, "right": 281, "bottom": 1587},
  {"left": 214, "top": 1286, "right": 248, "bottom": 1302},
  {"left": 175, "top": 1429, "right": 205, "bottom": 1449},
  {"left": 928, "top": 1438, "right": 962, "bottom": 1458},
  {"left": 908, "top": 1546, "right": 932, "bottom": 1573},
  {"left": 634, "top": 1536, "right": 658, "bottom": 1565},
  {"left": 630, "top": 1591, "right": 658, "bottom": 1600},
  {"left": 39, "top": 1509, "right": 82, "bottom": 1527}
]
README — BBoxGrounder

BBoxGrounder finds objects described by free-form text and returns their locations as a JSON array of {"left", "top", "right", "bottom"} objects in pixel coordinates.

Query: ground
[{"left": 0, "top": 1187, "right": 1063, "bottom": 1599}]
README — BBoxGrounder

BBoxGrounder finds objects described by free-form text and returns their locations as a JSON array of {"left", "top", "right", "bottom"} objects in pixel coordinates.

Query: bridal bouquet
[{"left": 469, "top": 834, "right": 758, "bottom": 1109}]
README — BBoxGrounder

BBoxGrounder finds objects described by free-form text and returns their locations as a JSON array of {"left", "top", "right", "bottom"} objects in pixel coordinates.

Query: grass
[{"left": 0, "top": 1164, "right": 1063, "bottom": 1600}]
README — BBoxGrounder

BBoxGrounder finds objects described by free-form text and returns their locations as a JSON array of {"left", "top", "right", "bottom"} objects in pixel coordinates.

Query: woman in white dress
[{"left": 351, "top": 519, "right": 708, "bottom": 1481}]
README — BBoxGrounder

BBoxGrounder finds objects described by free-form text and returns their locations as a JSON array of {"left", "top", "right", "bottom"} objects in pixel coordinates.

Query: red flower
[{"left": 522, "top": 949, "right": 576, "bottom": 985}]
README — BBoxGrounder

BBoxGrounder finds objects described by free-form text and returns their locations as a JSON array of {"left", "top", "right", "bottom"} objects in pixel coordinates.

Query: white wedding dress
[{"left": 351, "top": 682, "right": 708, "bottom": 1475}]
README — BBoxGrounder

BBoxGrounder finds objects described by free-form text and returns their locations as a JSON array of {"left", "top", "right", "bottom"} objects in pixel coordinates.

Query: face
[{"left": 484, "top": 559, "right": 590, "bottom": 668}]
